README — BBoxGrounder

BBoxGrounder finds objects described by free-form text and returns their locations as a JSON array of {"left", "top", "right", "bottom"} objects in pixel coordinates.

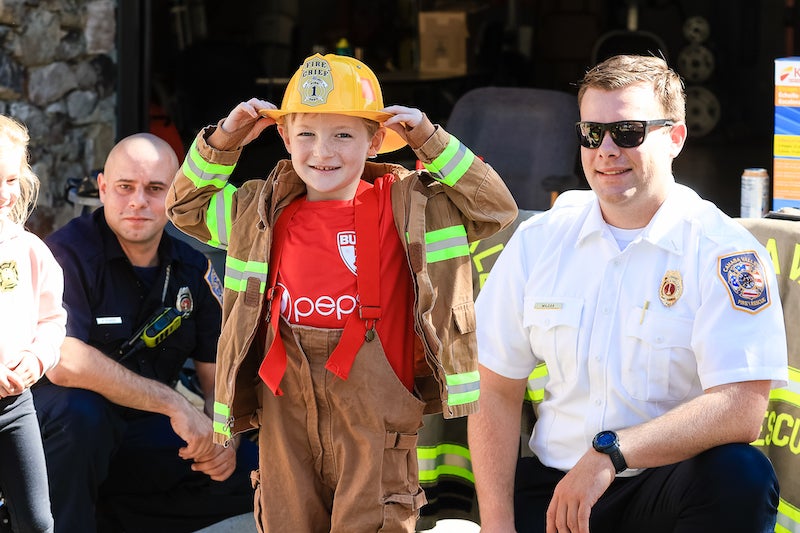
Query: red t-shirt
[{"left": 276, "top": 177, "right": 416, "bottom": 390}]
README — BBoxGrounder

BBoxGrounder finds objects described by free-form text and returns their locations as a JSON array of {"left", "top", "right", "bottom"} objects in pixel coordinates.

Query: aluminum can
[{"left": 740, "top": 168, "right": 770, "bottom": 218}]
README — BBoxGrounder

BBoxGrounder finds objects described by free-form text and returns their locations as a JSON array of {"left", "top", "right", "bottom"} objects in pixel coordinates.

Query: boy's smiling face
[{"left": 278, "top": 113, "right": 386, "bottom": 201}]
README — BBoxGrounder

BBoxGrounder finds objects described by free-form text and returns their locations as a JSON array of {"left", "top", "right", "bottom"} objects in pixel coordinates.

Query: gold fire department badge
[
  {"left": 659, "top": 270, "right": 683, "bottom": 307},
  {"left": 299, "top": 56, "right": 334, "bottom": 107},
  {"left": 0, "top": 260, "right": 18, "bottom": 292}
]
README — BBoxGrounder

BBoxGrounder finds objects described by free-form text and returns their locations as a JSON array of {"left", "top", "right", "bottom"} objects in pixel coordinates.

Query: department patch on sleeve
[
  {"left": 717, "top": 251, "right": 770, "bottom": 313},
  {"left": 204, "top": 261, "right": 223, "bottom": 306}
]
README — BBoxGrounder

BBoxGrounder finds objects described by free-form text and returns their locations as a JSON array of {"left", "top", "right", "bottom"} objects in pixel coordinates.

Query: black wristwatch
[{"left": 592, "top": 430, "right": 628, "bottom": 474}]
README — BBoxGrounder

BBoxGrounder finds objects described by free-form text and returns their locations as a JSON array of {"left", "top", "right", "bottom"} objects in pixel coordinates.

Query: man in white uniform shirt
[{"left": 469, "top": 54, "right": 788, "bottom": 533}]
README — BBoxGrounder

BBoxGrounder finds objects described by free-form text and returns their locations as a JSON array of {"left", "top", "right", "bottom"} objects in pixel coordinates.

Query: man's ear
[
  {"left": 97, "top": 172, "right": 107, "bottom": 202},
  {"left": 668, "top": 121, "right": 688, "bottom": 158}
]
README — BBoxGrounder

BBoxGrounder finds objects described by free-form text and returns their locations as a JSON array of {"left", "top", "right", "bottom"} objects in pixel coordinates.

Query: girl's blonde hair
[{"left": 0, "top": 115, "right": 39, "bottom": 224}]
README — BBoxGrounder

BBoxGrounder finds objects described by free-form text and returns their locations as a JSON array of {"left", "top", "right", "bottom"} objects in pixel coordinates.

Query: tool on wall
[{"left": 677, "top": 15, "right": 720, "bottom": 137}]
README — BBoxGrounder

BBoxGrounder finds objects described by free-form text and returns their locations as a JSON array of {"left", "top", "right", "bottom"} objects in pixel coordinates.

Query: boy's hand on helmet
[
  {"left": 382, "top": 105, "right": 423, "bottom": 130},
  {"left": 215, "top": 98, "right": 277, "bottom": 148},
  {"left": 382, "top": 105, "right": 435, "bottom": 150}
]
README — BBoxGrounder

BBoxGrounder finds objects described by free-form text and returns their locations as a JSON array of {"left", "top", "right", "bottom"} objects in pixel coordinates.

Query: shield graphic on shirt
[
  {"left": 337, "top": 231, "right": 357, "bottom": 275},
  {"left": 0, "top": 260, "right": 18, "bottom": 292}
]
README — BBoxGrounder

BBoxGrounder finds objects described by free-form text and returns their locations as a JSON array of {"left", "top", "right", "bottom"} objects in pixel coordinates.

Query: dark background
[{"left": 119, "top": 0, "right": 797, "bottom": 217}]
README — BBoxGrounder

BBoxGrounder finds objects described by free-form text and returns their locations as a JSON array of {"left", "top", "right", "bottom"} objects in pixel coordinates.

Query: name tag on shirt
[
  {"left": 534, "top": 302, "right": 563, "bottom": 310},
  {"left": 96, "top": 316, "right": 122, "bottom": 325}
]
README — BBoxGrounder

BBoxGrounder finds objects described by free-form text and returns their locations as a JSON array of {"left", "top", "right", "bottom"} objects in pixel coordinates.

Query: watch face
[{"left": 595, "top": 431, "right": 616, "bottom": 448}]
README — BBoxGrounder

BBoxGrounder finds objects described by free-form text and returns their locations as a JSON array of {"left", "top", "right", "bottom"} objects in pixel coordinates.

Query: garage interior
[{"left": 118, "top": 0, "right": 796, "bottom": 217}]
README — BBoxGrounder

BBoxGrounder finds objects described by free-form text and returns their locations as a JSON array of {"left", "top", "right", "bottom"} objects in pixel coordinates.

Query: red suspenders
[{"left": 258, "top": 181, "right": 382, "bottom": 396}]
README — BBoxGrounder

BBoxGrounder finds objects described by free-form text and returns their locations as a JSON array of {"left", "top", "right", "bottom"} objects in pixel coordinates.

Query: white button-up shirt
[{"left": 476, "top": 183, "right": 788, "bottom": 471}]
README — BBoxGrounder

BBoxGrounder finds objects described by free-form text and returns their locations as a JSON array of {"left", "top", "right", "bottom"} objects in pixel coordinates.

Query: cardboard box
[
  {"left": 418, "top": 11, "right": 470, "bottom": 75},
  {"left": 773, "top": 57, "right": 800, "bottom": 210}
]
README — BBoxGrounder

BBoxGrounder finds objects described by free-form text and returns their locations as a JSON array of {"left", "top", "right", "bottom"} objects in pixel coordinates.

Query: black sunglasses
[{"left": 575, "top": 119, "right": 675, "bottom": 149}]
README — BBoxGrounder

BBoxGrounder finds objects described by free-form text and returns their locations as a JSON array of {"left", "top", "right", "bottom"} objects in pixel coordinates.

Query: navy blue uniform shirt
[{"left": 45, "top": 208, "right": 223, "bottom": 385}]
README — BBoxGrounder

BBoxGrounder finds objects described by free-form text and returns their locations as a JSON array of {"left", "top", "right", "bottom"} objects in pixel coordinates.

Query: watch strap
[{"left": 606, "top": 445, "right": 628, "bottom": 474}]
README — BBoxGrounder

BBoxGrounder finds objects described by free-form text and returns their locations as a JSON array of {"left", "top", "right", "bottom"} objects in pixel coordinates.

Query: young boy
[{"left": 167, "top": 53, "right": 517, "bottom": 532}]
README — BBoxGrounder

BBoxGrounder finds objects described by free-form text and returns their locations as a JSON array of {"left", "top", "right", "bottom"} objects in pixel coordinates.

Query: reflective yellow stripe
[
  {"left": 470, "top": 241, "right": 505, "bottom": 271},
  {"left": 213, "top": 402, "right": 231, "bottom": 438},
  {"left": 417, "top": 444, "right": 474, "bottom": 484},
  {"left": 789, "top": 365, "right": 800, "bottom": 384},
  {"left": 426, "top": 225, "right": 470, "bottom": 263},
  {"left": 183, "top": 140, "right": 236, "bottom": 189},
  {"left": 214, "top": 401, "right": 230, "bottom": 417},
  {"left": 224, "top": 256, "right": 268, "bottom": 293},
  {"left": 446, "top": 371, "right": 480, "bottom": 406},
  {"left": 525, "top": 387, "right": 544, "bottom": 403},
  {"left": 769, "top": 387, "right": 800, "bottom": 406},
  {"left": 423, "top": 136, "right": 475, "bottom": 187},
  {"left": 776, "top": 497, "right": 800, "bottom": 533},
  {"left": 205, "top": 184, "right": 235, "bottom": 249},
  {"left": 525, "top": 363, "right": 548, "bottom": 403}
]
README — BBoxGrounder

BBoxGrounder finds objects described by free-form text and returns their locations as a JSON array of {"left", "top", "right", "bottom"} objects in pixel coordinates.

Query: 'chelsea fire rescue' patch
[{"left": 718, "top": 251, "right": 770, "bottom": 313}]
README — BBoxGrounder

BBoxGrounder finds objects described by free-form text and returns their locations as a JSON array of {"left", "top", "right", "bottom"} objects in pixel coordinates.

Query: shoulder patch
[
  {"left": 204, "top": 261, "right": 223, "bottom": 306},
  {"left": 717, "top": 251, "right": 770, "bottom": 313}
]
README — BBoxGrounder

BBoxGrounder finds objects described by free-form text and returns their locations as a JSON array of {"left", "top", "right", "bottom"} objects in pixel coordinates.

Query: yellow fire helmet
[{"left": 260, "top": 53, "right": 407, "bottom": 153}]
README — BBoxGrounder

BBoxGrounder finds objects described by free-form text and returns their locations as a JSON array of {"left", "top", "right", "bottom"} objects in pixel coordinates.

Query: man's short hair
[{"left": 577, "top": 55, "right": 686, "bottom": 123}]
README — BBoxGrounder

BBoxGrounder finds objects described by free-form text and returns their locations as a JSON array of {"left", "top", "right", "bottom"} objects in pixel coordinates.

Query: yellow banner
[{"left": 774, "top": 136, "right": 800, "bottom": 158}]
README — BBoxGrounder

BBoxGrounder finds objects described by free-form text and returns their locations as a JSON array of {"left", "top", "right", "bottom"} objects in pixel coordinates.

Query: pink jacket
[{"left": 0, "top": 222, "right": 66, "bottom": 372}]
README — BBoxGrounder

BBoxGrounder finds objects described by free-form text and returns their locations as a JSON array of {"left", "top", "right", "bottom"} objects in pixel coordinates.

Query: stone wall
[{"left": 0, "top": 0, "right": 116, "bottom": 236}]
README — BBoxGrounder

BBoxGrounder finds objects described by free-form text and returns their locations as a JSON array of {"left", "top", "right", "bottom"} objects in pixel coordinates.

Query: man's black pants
[
  {"left": 514, "top": 443, "right": 779, "bottom": 533},
  {"left": 34, "top": 382, "right": 258, "bottom": 533}
]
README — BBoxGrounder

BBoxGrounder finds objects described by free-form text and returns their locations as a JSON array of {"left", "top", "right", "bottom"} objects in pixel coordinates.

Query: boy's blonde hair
[
  {"left": 0, "top": 115, "right": 39, "bottom": 224},
  {"left": 577, "top": 55, "right": 686, "bottom": 123}
]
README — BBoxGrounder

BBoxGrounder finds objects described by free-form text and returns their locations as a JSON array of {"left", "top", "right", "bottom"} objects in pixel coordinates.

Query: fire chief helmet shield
[{"left": 261, "top": 53, "right": 407, "bottom": 154}]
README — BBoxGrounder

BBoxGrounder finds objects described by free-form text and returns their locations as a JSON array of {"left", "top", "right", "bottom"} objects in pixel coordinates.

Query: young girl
[{"left": 0, "top": 115, "right": 66, "bottom": 533}]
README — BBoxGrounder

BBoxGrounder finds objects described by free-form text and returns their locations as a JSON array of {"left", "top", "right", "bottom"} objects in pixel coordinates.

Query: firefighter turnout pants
[{"left": 253, "top": 320, "right": 427, "bottom": 532}]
